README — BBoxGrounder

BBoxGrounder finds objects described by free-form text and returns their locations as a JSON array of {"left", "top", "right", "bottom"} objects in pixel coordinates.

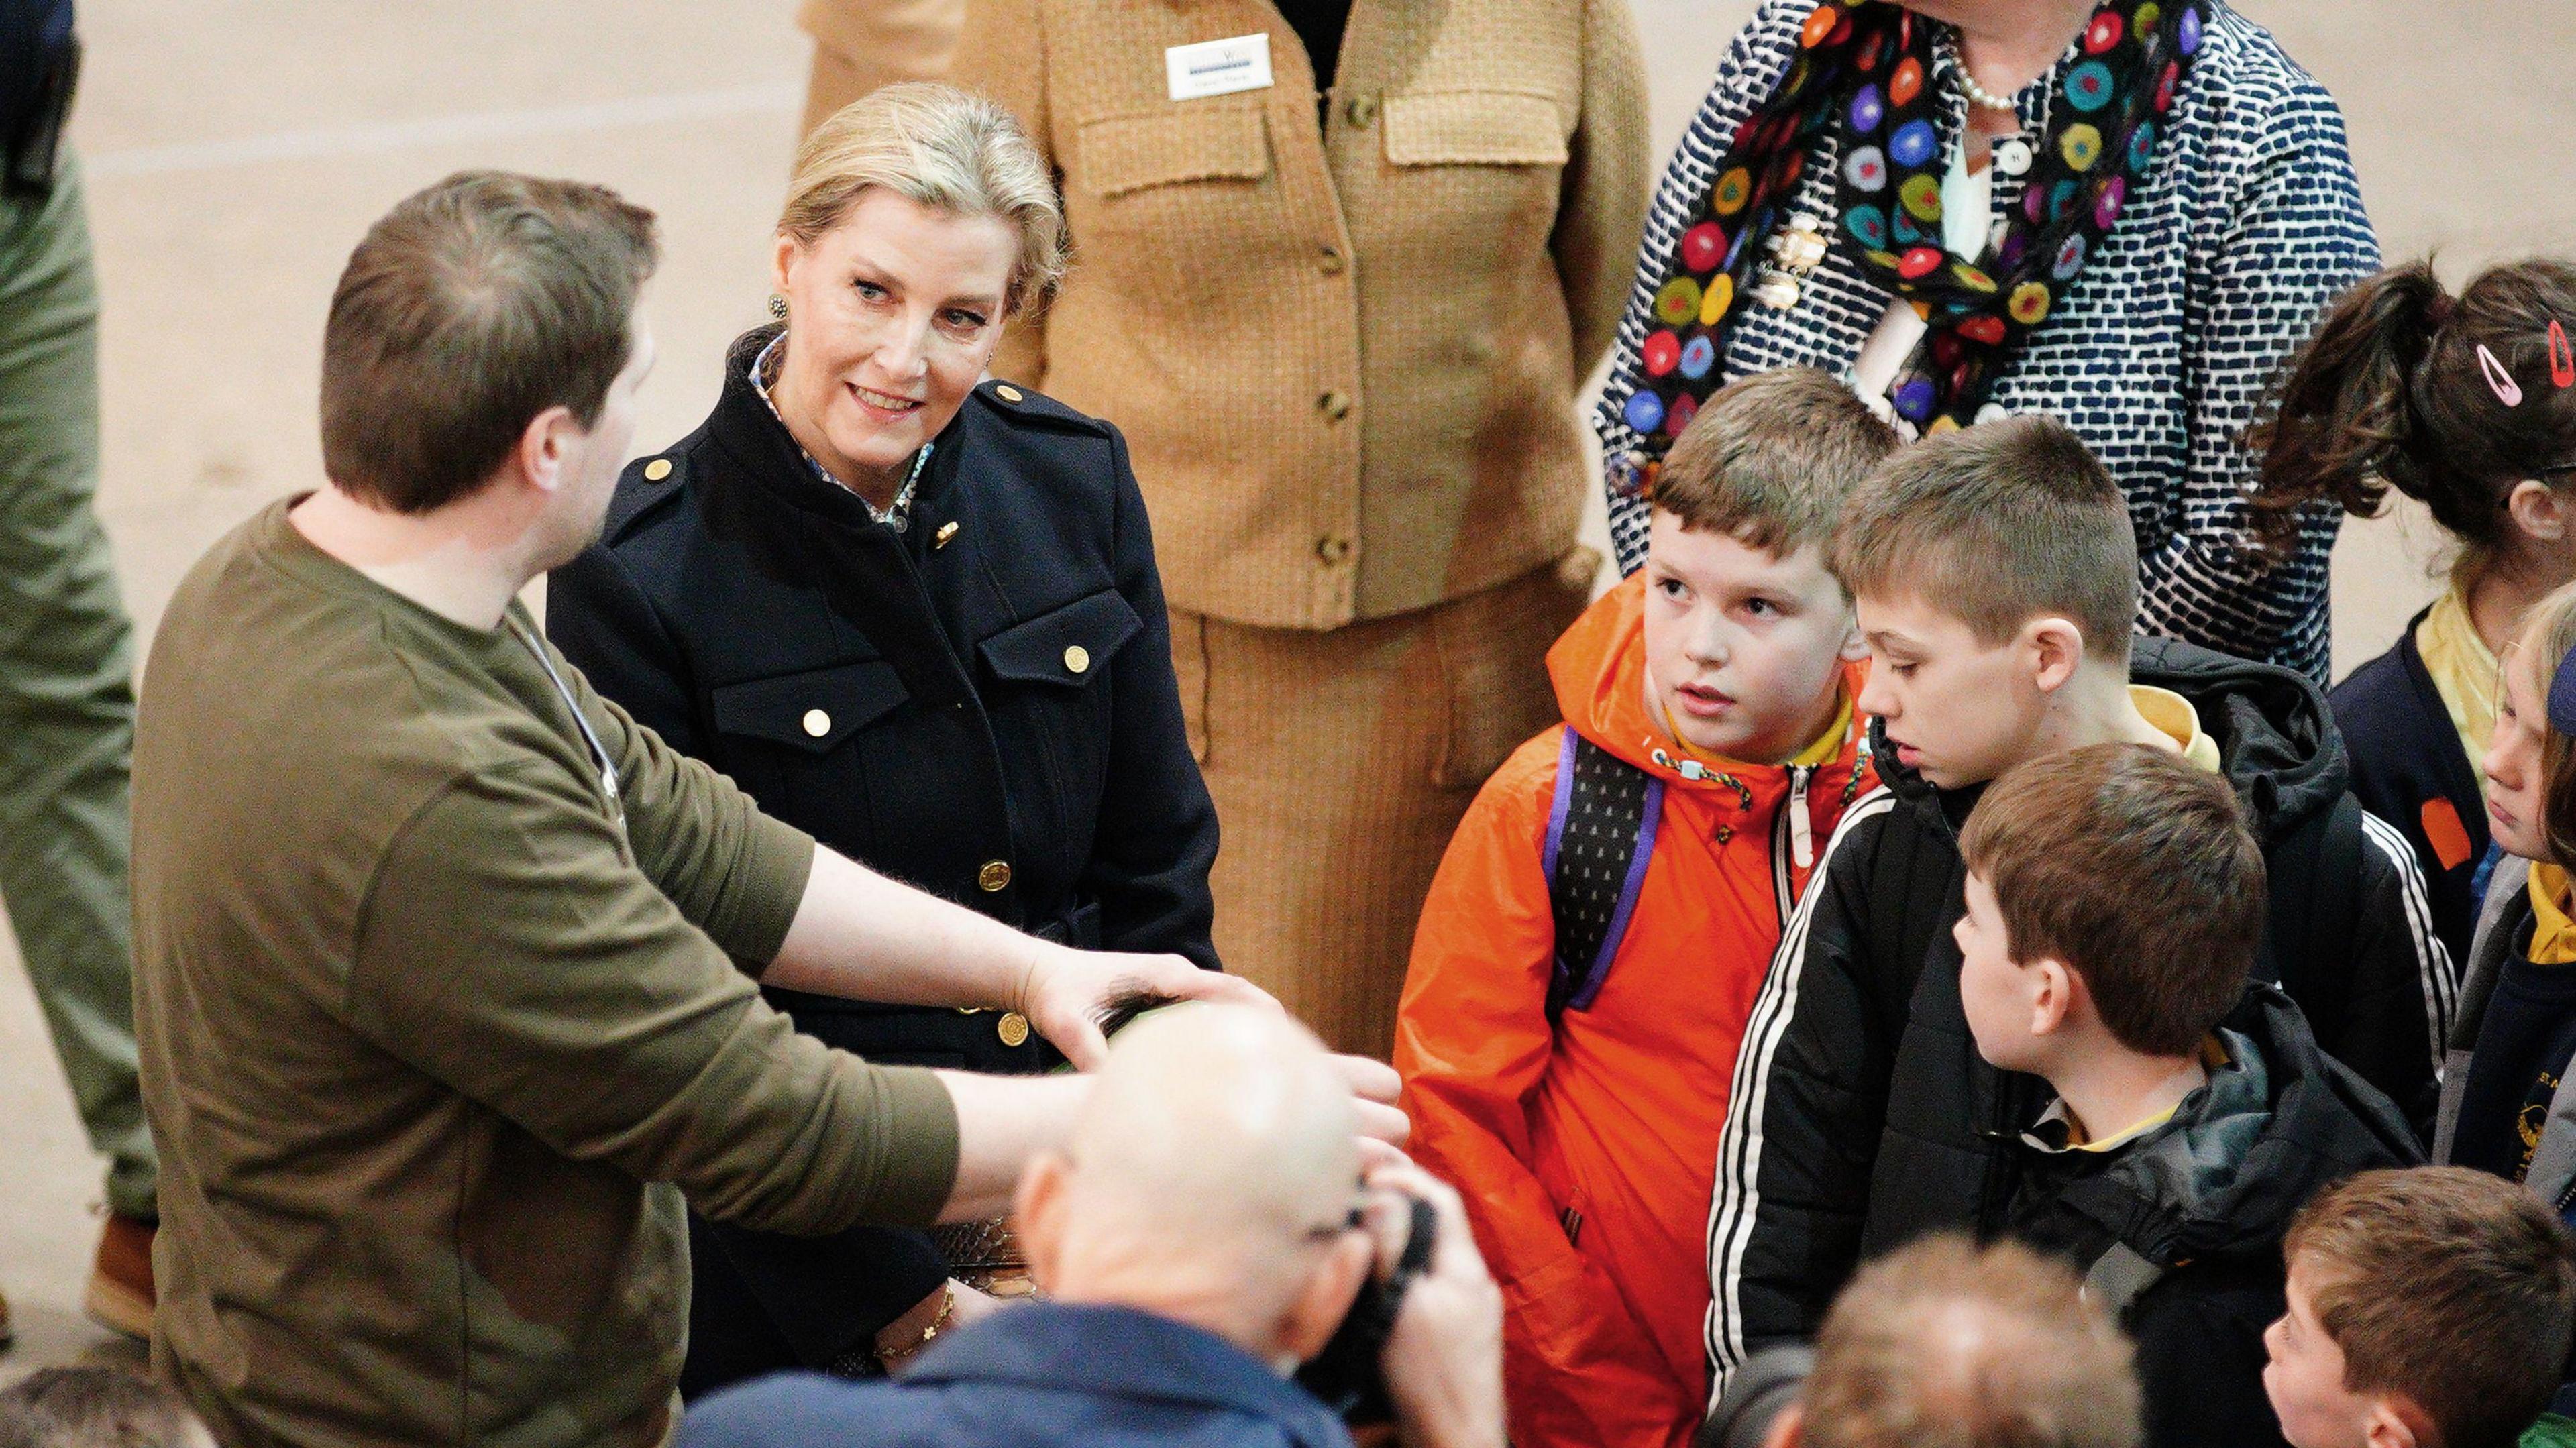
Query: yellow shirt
[
  {"left": 2529, "top": 863, "right": 2576, "bottom": 965},
  {"left": 2131, "top": 684, "right": 2224, "bottom": 773},
  {"left": 2415, "top": 586, "right": 2500, "bottom": 801}
]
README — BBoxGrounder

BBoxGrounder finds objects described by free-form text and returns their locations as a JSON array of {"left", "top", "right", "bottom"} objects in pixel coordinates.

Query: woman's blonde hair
[
  {"left": 780, "top": 82, "right": 1065, "bottom": 316},
  {"left": 2514, "top": 579, "right": 2576, "bottom": 869}
]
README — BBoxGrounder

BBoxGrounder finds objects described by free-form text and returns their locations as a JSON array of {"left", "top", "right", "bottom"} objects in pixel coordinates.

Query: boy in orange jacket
[{"left": 1395, "top": 368, "right": 1898, "bottom": 1448}]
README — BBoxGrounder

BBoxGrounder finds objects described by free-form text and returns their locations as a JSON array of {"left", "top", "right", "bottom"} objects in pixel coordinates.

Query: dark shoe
[{"left": 85, "top": 1213, "right": 154, "bottom": 1340}]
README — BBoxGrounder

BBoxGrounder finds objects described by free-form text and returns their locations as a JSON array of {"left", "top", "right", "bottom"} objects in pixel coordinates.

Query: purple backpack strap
[{"left": 1542, "top": 730, "right": 1664, "bottom": 1021}]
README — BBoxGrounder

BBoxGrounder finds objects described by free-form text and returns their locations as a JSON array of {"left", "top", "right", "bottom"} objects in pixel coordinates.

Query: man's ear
[
  {"left": 2361, "top": 1393, "right": 2428, "bottom": 1448},
  {"left": 1279, "top": 1231, "right": 1374, "bottom": 1366},
  {"left": 2026, "top": 616, "right": 2086, "bottom": 695},
  {"left": 511, "top": 404, "right": 578, "bottom": 498},
  {"left": 1014, "top": 1151, "right": 1071, "bottom": 1296},
  {"left": 1762, "top": 1402, "right": 1805, "bottom": 1448},
  {"left": 2029, "top": 956, "right": 2078, "bottom": 1038}
]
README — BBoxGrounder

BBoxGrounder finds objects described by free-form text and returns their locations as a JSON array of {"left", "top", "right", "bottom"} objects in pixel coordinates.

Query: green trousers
[{"left": 0, "top": 154, "right": 154, "bottom": 1221}]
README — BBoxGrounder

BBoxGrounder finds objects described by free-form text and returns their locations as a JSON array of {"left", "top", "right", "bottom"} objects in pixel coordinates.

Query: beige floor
[{"left": 2, "top": 0, "right": 2569, "bottom": 1384}]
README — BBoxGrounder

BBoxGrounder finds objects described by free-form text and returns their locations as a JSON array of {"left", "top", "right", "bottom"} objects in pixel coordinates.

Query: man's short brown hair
[
  {"left": 1650, "top": 368, "right": 1902, "bottom": 556},
  {"left": 2284, "top": 1167, "right": 2576, "bottom": 1448},
  {"left": 320, "top": 171, "right": 661, "bottom": 514},
  {"left": 1958, "top": 742, "right": 2262, "bottom": 1057},
  {"left": 1831, "top": 416, "right": 2137, "bottom": 665},
  {"left": 1803, "top": 1234, "right": 2139, "bottom": 1448}
]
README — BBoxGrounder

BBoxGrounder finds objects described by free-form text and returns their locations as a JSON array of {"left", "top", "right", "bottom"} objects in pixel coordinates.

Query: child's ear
[
  {"left": 2029, "top": 957, "right": 2077, "bottom": 1037},
  {"left": 2508, "top": 478, "right": 2572, "bottom": 545},
  {"left": 1839, "top": 614, "right": 1870, "bottom": 663},
  {"left": 2026, "top": 616, "right": 2086, "bottom": 695},
  {"left": 2361, "top": 1394, "right": 2427, "bottom": 1448}
]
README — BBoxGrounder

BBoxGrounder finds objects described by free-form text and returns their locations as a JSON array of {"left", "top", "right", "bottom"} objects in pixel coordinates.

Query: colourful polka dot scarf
[{"left": 1622, "top": 0, "right": 2204, "bottom": 462}]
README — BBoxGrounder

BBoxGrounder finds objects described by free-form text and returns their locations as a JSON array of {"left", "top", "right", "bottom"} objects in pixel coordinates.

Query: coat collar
[{"left": 904, "top": 1302, "right": 1355, "bottom": 1448}]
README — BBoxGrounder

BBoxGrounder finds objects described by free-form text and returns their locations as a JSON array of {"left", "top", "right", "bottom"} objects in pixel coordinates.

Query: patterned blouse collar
[{"left": 749, "top": 332, "right": 930, "bottom": 533}]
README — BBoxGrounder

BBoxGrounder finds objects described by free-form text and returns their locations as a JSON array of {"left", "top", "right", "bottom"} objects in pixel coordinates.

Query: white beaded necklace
[{"left": 1941, "top": 33, "right": 2027, "bottom": 113}]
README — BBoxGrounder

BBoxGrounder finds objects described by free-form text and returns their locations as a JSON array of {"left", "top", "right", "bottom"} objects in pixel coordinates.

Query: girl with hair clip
[
  {"left": 2429, "top": 579, "right": 2576, "bottom": 1217},
  {"left": 2251, "top": 256, "right": 2576, "bottom": 963}
]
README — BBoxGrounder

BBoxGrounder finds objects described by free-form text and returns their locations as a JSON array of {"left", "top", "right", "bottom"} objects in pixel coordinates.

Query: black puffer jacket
[
  {"left": 2008, "top": 986, "right": 2419, "bottom": 1448},
  {"left": 1703, "top": 637, "right": 2455, "bottom": 1394}
]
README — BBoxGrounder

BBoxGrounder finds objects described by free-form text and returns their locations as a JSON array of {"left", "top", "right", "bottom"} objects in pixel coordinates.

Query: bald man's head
[
  {"left": 1014, "top": 1005, "right": 1375, "bottom": 1366},
  {"left": 1792, "top": 1235, "right": 2139, "bottom": 1448}
]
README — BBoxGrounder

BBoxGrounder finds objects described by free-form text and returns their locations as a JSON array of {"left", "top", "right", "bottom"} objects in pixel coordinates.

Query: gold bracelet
[{"left": 878, "top": 1284, "right": 955, "bottom": 1364}]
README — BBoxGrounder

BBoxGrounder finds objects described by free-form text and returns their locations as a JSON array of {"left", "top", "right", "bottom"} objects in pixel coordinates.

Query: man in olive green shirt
[{"left": 130, "top": 174, "right": 1324, "bottom": 1448}]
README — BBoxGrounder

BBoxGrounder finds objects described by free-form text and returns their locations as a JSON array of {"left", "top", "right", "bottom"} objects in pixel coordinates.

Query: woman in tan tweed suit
[{"left": 949, "top": 0, "right": 1652, "bottom": 1056}]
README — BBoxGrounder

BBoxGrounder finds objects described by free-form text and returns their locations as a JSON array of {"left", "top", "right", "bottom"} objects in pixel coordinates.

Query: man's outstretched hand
[
  {"left": 1012, "top": 944, "right": 1276, "bottom": 1070},
  {"left": 1014, "top": 944, "right": 1409, "bottom": 1150}
]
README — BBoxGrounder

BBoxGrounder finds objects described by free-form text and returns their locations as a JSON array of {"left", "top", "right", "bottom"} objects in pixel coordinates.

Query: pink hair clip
[
  {"left": 2481, "top": 344, "right": 2525, "bottom": 407},
  {"left": 2551, "top": 319, "right": 2573, "bottom": 390}
]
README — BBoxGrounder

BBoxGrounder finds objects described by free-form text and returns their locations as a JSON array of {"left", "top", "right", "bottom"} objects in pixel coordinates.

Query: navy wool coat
[{"left": 547, "top": 329, "right": 1220, "bottom": 1392}]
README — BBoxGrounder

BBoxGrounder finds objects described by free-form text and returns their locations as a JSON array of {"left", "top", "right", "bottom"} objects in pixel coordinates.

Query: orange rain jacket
[{"left": 1394, "top": 575, "right": 1871, "bottom": 1448}]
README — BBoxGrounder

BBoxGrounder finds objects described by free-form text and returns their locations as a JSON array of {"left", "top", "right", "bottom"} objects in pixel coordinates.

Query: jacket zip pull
[{"left": 1789, "top": 766, "right": 1814, "bottom": 870}]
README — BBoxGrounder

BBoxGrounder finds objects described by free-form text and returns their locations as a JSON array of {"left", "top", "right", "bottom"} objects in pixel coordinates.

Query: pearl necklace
[{"left": 1941, "top": 34, "right": 2027, "bottom": 113}]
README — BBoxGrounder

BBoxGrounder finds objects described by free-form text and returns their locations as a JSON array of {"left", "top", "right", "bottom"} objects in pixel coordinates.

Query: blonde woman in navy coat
[{"left": 547, "top": 83, "right": 1218, "bottom": 1396}]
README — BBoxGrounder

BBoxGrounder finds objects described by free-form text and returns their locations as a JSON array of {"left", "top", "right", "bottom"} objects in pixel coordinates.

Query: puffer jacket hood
[
  {"left": 2044, "top": 984, "right": 2420, "bottom": 1267},
  {"left": 1869, "top": 635, "right": 2350, "bottom": 848}
]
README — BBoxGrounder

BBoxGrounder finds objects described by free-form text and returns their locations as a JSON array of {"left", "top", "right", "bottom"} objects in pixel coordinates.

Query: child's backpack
[{"left": 1540, "top": 728, "right": 1822, "bottom": 1023}]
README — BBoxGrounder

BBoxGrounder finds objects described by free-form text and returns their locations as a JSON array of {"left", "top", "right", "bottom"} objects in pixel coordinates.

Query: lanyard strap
[{"left": 507, "top": 618, "right": 626, "bottom": 833}]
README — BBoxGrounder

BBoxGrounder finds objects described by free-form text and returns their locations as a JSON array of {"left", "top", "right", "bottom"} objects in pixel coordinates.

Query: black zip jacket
[
  {"left": 2330, "top": 604, "right": 2491, "bottom": 966},
  {"left": 1703, "top": 636, "right": 2455, "bottom": 1395},
  {"left": 2008, "top": 985, "right": 2419, "bottom": 1448}
]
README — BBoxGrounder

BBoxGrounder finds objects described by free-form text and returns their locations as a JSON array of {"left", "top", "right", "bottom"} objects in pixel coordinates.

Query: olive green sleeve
[
  {"left": 343, "top": 763, "right": 957, "bottom": 1233},
  {"left": 551, "top": 630, "right": 817, "bottom": 970}
]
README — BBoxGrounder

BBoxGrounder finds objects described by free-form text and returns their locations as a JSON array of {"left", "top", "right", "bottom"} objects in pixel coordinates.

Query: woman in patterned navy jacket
[{"left": 1595, "top": 0, "right": 2376, "bottom": 681}]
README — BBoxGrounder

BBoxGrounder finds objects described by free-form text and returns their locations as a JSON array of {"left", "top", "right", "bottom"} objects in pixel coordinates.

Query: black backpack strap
[
  {"left": 1542, "top": 731, "right": 1664, "bottom": 1022},
  {"left": 2262, "top": 793, "right": 2365, "bottom": 1006},
  {"left": 2081, "top": 1241, "right": 2168, "bottom": 1321}
]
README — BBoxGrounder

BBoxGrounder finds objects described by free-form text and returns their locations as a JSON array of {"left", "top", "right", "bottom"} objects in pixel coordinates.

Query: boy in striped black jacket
[{"left": 1705, "top": 416, "right": 2453, "bottom": 1418}]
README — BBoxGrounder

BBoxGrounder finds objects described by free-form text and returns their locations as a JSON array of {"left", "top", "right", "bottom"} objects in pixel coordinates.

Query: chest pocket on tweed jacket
[
  {"left": 1075, "top": 105, "right": 1274, "bottom": 307},
  {"left": 1372, "top": 90, "right": 1570, "bottom": 280}
]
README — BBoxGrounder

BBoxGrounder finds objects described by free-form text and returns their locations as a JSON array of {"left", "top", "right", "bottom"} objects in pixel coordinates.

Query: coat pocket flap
[
  {"left": 710, "top": 660, "right": 909, "bottom": 754},
  {"left": 1382, "top": 91, "right": 1568, "bottom": 167},
  {"left": 978, "top": 589, "right": 1141, "bottom": 687},
  {"left": 1079, "top": 106, "right": 1272, "bottom": 198}
]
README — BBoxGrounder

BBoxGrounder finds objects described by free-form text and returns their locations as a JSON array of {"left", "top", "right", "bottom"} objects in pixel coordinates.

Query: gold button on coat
[
  {"left": 997, "top": 1013, "right": 1031, "bottom": 1048},
  {"left": 1317, "top": 390, "right": 1352, "bottom": 422},
  {"left": 801, "top": 708, "right": 832, "bottom": 738},
  {"left": 994, "top": 384, "right": 1024, "bottom": 403},
  {"left": 1317, "top": 245, "right": 1346, "bottom": 275},
  {"left": 643, "top": 458, "right": 673, "bottom": 481},
  {"left": 1344, "top": 94, "right": 1378, "bottom": 127},
  {"left": 1316, "top": 536, "right": 1354, "bottom": 564},
  {"left": 1063, "top": 645, "right": 1091, "bottom": 675},
  {"left": 978, "top": 860, "right": 1012, "bottom": 892}
]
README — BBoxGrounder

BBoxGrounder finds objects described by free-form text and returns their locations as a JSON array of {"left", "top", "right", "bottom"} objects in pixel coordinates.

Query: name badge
[{"left": 1165, "top": 34, "right": 1273, "bottom": 101}]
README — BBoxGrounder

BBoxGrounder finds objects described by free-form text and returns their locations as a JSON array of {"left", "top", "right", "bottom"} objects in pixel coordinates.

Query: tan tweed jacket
[{"left": 954, "top": 0, "right": 1650, "bottom": 629}]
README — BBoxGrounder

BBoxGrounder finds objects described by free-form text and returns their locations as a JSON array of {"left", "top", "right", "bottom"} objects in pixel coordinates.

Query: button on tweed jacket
[
  {"left": 1595, "top": 0, "right": 2379, "bottom": 681},
  {"left": 955, "top": 0, "right": 1652, "bottom": 630}
]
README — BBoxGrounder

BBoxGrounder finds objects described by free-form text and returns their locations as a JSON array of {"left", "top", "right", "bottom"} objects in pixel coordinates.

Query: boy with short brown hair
[
  {"left": 1399, "top": 368, "right": 1894, "bottom": 1448},
  {"left": 1953, "top": 744, "right": 2416, "bottom": 1448},
  {"left": 2265, "top": 1166, "right": 2576, "bottom": 1448},
  {"left": 1708, "top": 418, "right": 2451, "bottom": 1425}
]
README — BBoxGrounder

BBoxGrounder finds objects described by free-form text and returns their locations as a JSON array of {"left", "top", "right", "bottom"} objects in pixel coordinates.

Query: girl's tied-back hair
[{"left": 2249, "top": 257, "right": 2576, "bottom": 582}]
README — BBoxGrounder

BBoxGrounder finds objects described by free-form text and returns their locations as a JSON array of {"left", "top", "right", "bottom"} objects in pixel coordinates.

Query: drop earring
[{"left": 767, "top": 294, "right": 789, "bottom": 322}]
